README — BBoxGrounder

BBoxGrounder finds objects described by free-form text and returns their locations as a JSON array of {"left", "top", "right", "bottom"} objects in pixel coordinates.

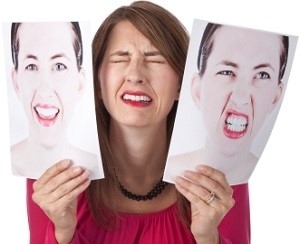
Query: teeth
[
  {"left": 35, "top": 106, "right": 59, "bottom": 119},
  {"left": 226, "top": 114, "right": 247, "bottom": 132},
  {"left": 123, "top": 94, "right": 151, "bottom": 102}
]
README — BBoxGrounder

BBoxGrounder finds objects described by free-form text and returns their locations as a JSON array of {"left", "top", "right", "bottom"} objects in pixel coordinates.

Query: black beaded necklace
[{"left": 115, "top": 174, "right": 168, "bottom": 201}]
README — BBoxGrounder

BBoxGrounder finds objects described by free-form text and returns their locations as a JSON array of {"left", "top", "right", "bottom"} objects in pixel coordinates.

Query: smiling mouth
[
  {"left": 122, "top": 94, "right": 152, "bottom": 102},
  {"left": 34, "top": 106, "right": 59, "bottom": 120}
]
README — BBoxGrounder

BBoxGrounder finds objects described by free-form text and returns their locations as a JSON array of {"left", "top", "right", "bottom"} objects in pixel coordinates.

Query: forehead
[
  {"left": 213, "top": 25, "right": 281, "bottom": 52},
  {"left": 210, "top": 25, "right": 282, "bottom": 64},
  {"left": 17, "top": 22, "right": 74, "bottom": 52},
  {"left": 106, "top": 21, "right": 154, "bottom": 51}
]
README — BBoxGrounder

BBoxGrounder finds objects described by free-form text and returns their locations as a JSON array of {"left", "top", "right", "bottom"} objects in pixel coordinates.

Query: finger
[
  {"left": 51, "top": 170, "right": 91, "bottom": 205},
  {"left": 50, "top": 169, "right": 90, "bottom": 203},
  {"left": 33, "top": 160, "right": 71, "bottom": 191},
  {"left": 175, "top": 179, "right": 211, "bottom": 208},
  {"left": 196, "top": 165, "right": 233, "bottom": 195},
  {"left": 32, "top": 169, "right": 90, "bottom": 206},
  {"left": 182, "top": 170, "right": 226, "bottom": 202},
  {"left": 175, "top": 175, "right": 221, "bottom": 208},
  {"left": 41, "top": 166, "right": 87, "bottom": 196}
]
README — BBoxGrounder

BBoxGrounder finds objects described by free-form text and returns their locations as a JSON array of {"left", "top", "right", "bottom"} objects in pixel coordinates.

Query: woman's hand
[
  {"left": 32, "top": 159, "right": 90, "bottom": 244},
  {"left": 175, "top": 165, "right": 234, "bottom": 244}
]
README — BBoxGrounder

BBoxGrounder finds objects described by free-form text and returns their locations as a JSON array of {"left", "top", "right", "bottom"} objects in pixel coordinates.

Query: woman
[
  {"left": 27, "top": 2, "right": 250, "bottom": 243},
  {"left": 164, "top": 21, "right": 289, "bottom": 185},
  {"left": 10, "top": 22, "right": 101, "bottom": 179}
]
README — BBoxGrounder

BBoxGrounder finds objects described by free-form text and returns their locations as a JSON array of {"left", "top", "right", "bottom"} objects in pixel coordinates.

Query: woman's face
[
  {"left": 12, "top": 22, "right": 84, "bottom": 147},
  {"left": 193, "top": 25, "right": 283, "bottom": 156},
  {"left": 99, "top": 21, "right": 180, "bottom": 128}
]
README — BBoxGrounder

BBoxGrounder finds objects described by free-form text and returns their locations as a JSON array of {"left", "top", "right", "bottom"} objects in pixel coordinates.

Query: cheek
[
  {"left": 200, "top": 82, "right": 229, "bottom": 113},
  {"left": 158, "top": 69, "right": 180, "bottom": 98},
  {"left": 253, "top": 86, "right": 278, "bottom": 112}
]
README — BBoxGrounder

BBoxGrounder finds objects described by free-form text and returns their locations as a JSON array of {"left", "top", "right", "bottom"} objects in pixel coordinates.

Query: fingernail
[
  {"left": 196, "top": 165, "right": 207, "bottom": 172},
  {"left": 73, "top": 167, "right": 82, "bottom": 173},
  {"left": 61, "top": 159, "right": 71, "bottom": 167},
  {"left": 175, "top": 176, "right": 183, "bottom": 184}
]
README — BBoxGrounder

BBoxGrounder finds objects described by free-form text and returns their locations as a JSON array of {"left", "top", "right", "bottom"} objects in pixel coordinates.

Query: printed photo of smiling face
[
  {"left": 12, "top": 22, "right": 83, "bottom": 148},
  {"left": 5, "top": 22, "right": 104, "bottom": 179},
  {"left": 163, "top": 20, "right": 297, "bottom": 185}
]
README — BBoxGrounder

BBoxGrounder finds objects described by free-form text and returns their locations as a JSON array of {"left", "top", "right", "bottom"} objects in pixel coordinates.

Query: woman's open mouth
[
  {"left": 34, "top": 104, "right": 59, "bottom": 127},
  {"left": 223, "top": 111, "right": 248, "bottom": 139}
]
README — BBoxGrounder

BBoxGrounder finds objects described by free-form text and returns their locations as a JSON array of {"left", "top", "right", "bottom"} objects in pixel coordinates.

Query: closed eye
[
  {"left": 111, "top": 58, "right": 129, "bottom": 63},
  {"left": 145, "top": 58, "right": 166, "bottom": 64}
]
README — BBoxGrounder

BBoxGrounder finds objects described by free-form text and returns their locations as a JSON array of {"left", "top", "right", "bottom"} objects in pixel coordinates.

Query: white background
[{"left": 0, "top": 1, "right": 299, "bottom": 243}]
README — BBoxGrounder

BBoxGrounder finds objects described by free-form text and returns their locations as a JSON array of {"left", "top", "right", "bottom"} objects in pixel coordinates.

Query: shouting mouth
[
  {"left": 223, "top": 111, "right": 248, "bottom": 139},
  {"left": 34, "top": 105, "right": 60, "bottom": 127}
]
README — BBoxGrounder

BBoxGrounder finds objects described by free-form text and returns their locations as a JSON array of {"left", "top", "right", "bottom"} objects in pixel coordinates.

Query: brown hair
[{"left": 87, "top": 1, "right": 190, "bottom": 228}]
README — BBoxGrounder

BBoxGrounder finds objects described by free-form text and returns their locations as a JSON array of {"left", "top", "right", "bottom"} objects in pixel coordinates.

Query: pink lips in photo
[
  {"left": 34, "top": 104, "right": 59, "bottom": 127},
  {"left": 223, "top": 110, "right": 248, "bottom": 139}
]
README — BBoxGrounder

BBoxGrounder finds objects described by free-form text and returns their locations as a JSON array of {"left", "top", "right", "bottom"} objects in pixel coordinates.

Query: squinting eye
[
  {"left": 217, "top": 70, "right": 235, "bottom": 76},
  {"left": 146, "top": 56, "right": 166, "bottom": 64},
  {"left": 112, "top": 60, "right": 127, "bottom": 63},
  {"left": 25, "top": 64, "right": 38, "bottom": 71},
  {"left": 255, "top": 71, "right": 270, "bottom": 79},
  {"left": 147, "top": 60, "right": 165, "bottom": 64},
  {"left": 54, "top": 63, "right": 67, "bottom": 71}
]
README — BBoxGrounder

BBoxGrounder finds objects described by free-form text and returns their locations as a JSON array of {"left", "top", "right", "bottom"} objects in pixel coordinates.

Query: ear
[
  {"left": 77, "top": 68, "right": 86, "bottom": 99},
  {"left": 269, "top": 82, "right": 284, "bottom": 113},
  {"left": 11, "top": 68, "right": 21, "bottom": 100},
  {"left": 191, "top": 72, "right": 202, "bottom": 109}
]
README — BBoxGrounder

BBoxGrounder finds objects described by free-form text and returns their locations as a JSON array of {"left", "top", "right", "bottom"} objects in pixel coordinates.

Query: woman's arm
[{"left": 27, "top": 160, "right": 90, "bottom": 244}]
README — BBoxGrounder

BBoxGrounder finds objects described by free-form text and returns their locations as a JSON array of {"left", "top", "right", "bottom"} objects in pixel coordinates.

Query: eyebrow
[
  {"left": 109, "top": 50, "right": 162, "bottom": 57},
  {"left": 217, "top": 60, "right": 239, "bottom": 68},
  {"left": 217, "top": 60, "right": 275, "bottom": 72},
  {"left": 253, "top": 63, "right": 275, "bottom": 72},
  {"left": 23, "top": 53, "right": 70, "bottom": 61},
  {"left": 24, "top": 54, "right": 37, "bottom": 61},
  {"left": 144, "top": 51, "right": 162, "bottom": 57},
  {"left": 51, "top": 53, "right": 70, "bottom": 61}
]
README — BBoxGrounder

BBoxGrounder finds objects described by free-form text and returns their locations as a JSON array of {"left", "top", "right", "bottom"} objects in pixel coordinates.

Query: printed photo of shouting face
[
  {"left": 164, "top": 20, "right": 297, "bottom": 185},
  {"left": 5, "top": 22, "right": 103, "bottom": 179}
]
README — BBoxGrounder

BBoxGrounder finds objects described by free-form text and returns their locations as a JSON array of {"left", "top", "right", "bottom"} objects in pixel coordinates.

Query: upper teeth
[
  {"left": 226, "top": 114, "right": 247, "bottom": 132},
  {"left": 35, "top": 106, "right": 59, "bottom": 119},
  {"left": 123, "top": 94, "right": 151, "bottom": 102}
]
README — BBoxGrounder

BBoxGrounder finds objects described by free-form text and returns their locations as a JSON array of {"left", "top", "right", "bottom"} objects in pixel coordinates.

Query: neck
[
  {"left": 203, "top": 141, "right": 258, "bottom": 183},
  {"left": 109, "top": 120, "right": 168, "bottom": 191}
]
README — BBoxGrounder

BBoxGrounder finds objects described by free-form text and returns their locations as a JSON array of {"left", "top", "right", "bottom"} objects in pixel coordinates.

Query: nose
[
  {"left": 125, "top": 57, "right": 145, "bottom": 84},
  {"left": 229, "top": 80, "right": 252, "bottom": 108},
  {"left": 36, "top": 72, "right": 54, "bottom": 97}
]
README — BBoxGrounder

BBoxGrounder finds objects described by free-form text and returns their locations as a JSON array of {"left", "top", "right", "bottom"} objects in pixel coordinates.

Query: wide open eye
[
  {"left": 254, "top": 71, "right": 270, "bottom": 80},
  {"left": 53, "top": 63, "right": 67, "bottom": 71},
  {"left": 25, "top": 64, "right": 38, "bottom": 71}
]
